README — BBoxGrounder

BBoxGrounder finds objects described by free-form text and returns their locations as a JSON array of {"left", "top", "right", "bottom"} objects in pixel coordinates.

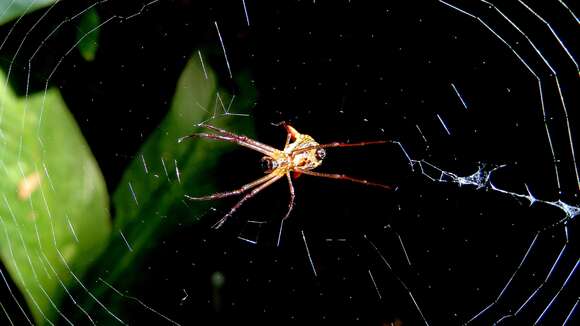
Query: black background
[{"left": 0, "top": 0, "right": 578, "bottom": 325}]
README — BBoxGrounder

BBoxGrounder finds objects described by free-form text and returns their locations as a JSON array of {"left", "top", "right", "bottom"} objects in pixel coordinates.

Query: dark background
[{"left": 0, "top": 0, "right": 578, "bottom": 325}]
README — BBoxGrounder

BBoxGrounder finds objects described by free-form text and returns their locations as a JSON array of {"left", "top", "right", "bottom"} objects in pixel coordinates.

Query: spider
[{"left": 179, "top": 122, "right": 392, "bottom": 233}]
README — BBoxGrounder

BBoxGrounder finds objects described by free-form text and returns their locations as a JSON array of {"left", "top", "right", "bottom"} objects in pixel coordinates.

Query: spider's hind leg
[
  {"left": 212, "top": 174, "right": 283, "bottom": 229},
  {"left": 185, "top": 173, "right": 278, "bottom": 201},
  {"left": 277, "top": 173, "right": 296, "bottom": 246}
]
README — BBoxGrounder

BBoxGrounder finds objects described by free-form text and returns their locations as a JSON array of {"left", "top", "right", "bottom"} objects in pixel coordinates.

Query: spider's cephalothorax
[
  {"left": 260, "top": 156, "right": 280, "bottom": 173},
  {"left": 181, "top": 122, "right": 391, "bottom": 236}
]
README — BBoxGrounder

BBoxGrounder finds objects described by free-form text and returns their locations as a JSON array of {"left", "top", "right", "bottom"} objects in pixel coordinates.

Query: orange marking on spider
[{"left": 179, "top": 122, "right": 393, "bottom": 233}]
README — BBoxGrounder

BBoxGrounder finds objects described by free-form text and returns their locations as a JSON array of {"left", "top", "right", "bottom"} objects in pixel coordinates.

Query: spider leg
[
  {"left": 319, "top": 140, "right": 389, "bottom": 148},
  {"left": 178, "top": 132, "right": 278, "bottom": 156},
  {"left": 299, "top": 170, "right": 392, "bottom": 190},
  {"left": 285, "top": 124, "right": 301, "bottom": 142},
  {"left": 185, "top": 172, "right": 278, "bottom": 200},
  {"left": 272, "top": 121, "right": 300, "bottom": 146},
  {"left": 291, "top": 140, "right": 389, "bottom": 155},
  {"left": 271, "top": 121, "right": 293, "bottom": 148},
  {"left": 283, "top": 132, "right": 292, "bottom": 148},
  {"left": 212, "top": 174, "right": 284, "bottom": 229},
  {"left": 199, "top": 123, "right": 250, "bottom": 139},
  {"left": 199, "top": 123, "right": 280, "bottom": 155},
  {"left": 277, "top": 173, "right": 296, "bottom": 247}
]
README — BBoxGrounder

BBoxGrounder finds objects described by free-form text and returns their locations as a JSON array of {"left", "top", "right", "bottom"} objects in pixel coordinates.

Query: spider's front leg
[
  {"left": 273, "top": 121, "right": 301, "bottom": 148},
  {"left": 299, "top": 170, "right": 393, "bottom": 190},
  {"left": 179, "top": 124, "right": 279, "bottom": 157}
]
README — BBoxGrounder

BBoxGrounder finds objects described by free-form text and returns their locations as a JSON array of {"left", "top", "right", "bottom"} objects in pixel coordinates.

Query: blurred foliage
[
  {"left": 73, "top": 52, "right": 256, "bottom": 322},
  {"left": 0, "top": 0, "right": 58, "bottom": 26},
  {"left": 76, "top": 8, "right": 100, "bottom": 62},
  {"left": 0, "top": 69, "right": 111, "bottom": 324}
]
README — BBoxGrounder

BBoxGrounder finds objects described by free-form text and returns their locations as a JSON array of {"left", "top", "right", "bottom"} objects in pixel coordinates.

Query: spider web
[{"left": 0, "top": 0, "right": 578, "bottom": 325}]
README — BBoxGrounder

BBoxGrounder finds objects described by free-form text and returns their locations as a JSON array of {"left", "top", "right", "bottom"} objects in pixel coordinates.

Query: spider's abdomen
[{"left": 286, "top": 134, "right": 324, "bottom": 171}]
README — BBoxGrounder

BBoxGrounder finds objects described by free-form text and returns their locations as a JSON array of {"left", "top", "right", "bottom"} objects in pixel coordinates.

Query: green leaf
[
  {"left": 78, "top": 52, "right": 256, "bottom": 321},
  {"left": 76, "top": 8, "right": 100, "bottom": 62},
  {"left": 0, "top": 0, "right": 58, "bottom": 26},
  {"left": 112, "top": 53, "right": 255, "bottom": 253},
  {"left": 0, "top": 69, "right": 111, "bottom": 324}
]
